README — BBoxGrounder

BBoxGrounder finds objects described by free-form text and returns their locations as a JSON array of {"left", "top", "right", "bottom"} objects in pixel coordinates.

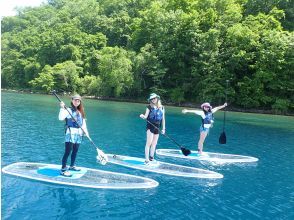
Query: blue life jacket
[
  {"left": 147, "top": 105, "right": 164, "bottom": 123},
  {"left": 202, "top": 112, "right": 214, "bottom": 128},
  {"left": 65, "top": 108, "right": 83, "bottom": 128}
]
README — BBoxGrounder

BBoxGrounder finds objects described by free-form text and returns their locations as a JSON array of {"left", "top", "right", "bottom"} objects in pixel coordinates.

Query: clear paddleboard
[
  {"left": 156, "top": 149, "right": 259, "bottom": 163},
  {"left": 106, "top": 154, "right": 223, "bottom": 179},
  {"left": 2, "top": 162, "right": 159, "bottom": 189}
]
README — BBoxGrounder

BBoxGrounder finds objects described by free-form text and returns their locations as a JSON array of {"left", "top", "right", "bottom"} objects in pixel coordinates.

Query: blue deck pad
[
  {"left": 190, "top": 153, "right": 209, "bottom": 158},
  {"left": 123, "top": 159, "right": 145, "bottom": 165},
  {"left": 37, "top": 167, "right": 87, "bottom": 179},
  {"left": 123, "top": 159, "right": 160, "bottom": 168}
]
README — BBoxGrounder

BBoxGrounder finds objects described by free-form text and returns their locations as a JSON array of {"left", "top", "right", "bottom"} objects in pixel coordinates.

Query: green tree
[
  {"left": 30, "top": 61, "right": 83, "bottom": 93},
  {"left": 132, "top": 44, "right": 167, "bottom": 97},
  {"left": 29, "top": 66, "right": 55, "bottom": 93},
  {"left": 98, "top": 47, "right": 134, "bottom": 97},
  {"left": 79, "top": 75, "right": 102, "bottom": 96}
]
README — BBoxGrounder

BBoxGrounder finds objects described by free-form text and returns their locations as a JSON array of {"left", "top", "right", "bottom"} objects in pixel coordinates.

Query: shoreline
[{"left": 2, "top": 89, "right": 293, "bottom": 116}]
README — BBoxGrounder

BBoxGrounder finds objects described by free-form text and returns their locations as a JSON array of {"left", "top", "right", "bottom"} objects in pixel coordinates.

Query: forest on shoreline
[
  {"left": 1, "top": 0, "right": 293, "bottom": 114},
  {"left": 2, "top": 89, "right": 293, "bottom": 116}
]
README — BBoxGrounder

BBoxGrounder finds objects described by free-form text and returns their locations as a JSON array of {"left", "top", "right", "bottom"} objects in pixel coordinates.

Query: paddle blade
[
  {"left": 219, "top": 131, "right": 226, "bottom": 144},
  {"left": 181, "top": 147, "right": 191, "bottom": 156},
  {"left": 96, "top": 149, "right": 108, "bottom": 165}
]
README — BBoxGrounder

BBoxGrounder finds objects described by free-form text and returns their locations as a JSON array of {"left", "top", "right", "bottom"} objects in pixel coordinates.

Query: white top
[{"left": 59, "top": 108, "right": 88, "bottom": 136}]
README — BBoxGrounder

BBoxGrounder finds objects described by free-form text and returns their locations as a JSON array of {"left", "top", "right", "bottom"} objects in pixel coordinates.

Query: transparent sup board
[
  {"left": 106, "top": 154, "right": 223, "bottom": 179},
  {"left": 156, "top": 149, "right": 259, "bottom": 163},
  {"left": 2, "top": 162, "right": 159, "bottom": 189}
]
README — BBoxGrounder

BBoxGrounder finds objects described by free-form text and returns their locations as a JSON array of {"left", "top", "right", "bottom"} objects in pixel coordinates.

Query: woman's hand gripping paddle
[
  {"left": 52, "top": 90, "right": 108, "bottom": 165},
  {"left": 219, "top": 80, "right": 229, "bottom": 144},
  {"left": 145, "top": 120, "right": 191, "bottom": 156}
]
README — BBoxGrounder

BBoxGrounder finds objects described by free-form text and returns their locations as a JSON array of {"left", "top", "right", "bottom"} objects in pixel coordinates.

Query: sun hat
[
  {"left": 201, "top": 102, "right": 212, "bottom": 109},
  {"left": 72, "top": 94, "right": 82, "bottom": 100},
  {"left": 148, "top": 93, "right": 160, "bottom": 101}
]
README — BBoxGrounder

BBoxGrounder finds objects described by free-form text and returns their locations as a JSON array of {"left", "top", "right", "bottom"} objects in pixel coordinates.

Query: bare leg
[
  {"left": 145, "top": 130, "right": 154, "bottom": 162},
  {"left": 150, "top": 134, "right": 159, "bottom": 158},
  {"left": 198, "top": 131, "right": 208, "bottom": 154}
]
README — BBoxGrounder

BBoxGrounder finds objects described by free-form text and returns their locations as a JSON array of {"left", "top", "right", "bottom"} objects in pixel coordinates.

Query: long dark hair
[
  {"left": 71, "top": 101, "right": 86, "bottom": 118},
  {"left": 202, "top": 107, "right": 212, "bottom": 114}
]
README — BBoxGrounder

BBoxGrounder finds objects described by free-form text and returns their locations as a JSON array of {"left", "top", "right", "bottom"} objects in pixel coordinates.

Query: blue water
[{"left": 2, "top": 91, "right": 294, "bottom": 219}]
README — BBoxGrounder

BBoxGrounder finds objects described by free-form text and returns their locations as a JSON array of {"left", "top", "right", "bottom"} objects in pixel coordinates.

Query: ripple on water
[{"left": 2, "top": 92, "right": 294, "bottom": 219}]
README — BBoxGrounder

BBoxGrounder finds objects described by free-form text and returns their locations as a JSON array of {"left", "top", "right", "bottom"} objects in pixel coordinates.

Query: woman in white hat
[
  {"left": 58, "top": 94, "right": 89, "bottom": 177},
  {"left": 182, "top": 102, "right": 227, "bottom": 154},
  {"left": 140, "top": 93, "right": 166, "bottom": 164}
]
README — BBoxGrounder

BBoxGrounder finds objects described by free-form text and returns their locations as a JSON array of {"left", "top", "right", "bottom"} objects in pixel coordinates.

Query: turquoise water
[{"left": 2, "top": 91, "right": 294, "bottom": 219}]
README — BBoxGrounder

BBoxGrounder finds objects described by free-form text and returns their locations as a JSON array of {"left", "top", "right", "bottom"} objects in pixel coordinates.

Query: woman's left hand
[
  {"left": 60, "top": 101, "right": 65, "bottom": 109},
  {"left": 161, "top": 129, "right": 166, "bottom": 134}
]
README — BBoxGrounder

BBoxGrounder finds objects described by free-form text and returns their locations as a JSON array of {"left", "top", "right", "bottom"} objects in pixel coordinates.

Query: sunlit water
[{"left": 2, "top": 92, "right": 294, "bottom": 219}]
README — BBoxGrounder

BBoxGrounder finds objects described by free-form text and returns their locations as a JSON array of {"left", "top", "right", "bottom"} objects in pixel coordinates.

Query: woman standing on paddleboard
[
  {"left": 182, "top": 102, "right": 227, "bottom": 154},
  {"left": 59, "top": 94, "right": 89, "bottom": 177},
  {"left": 140, "top": 93, "right": 166, "bottom": 164}
]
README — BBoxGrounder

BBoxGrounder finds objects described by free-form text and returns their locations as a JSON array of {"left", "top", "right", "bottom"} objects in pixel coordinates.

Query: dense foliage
[{"left": 1, "top": 0, "right": 293, "bottom": 113}]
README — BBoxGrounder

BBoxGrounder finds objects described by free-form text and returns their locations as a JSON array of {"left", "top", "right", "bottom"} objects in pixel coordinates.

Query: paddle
[
  {"left": 219, "top": 80, "right": 229, "bottom": 144},
  {"left": 52, "top": 91, "right": 108, "bottom": 165},
  {"left": 146, "top": 120, "right": 191, "bottom": 156}
]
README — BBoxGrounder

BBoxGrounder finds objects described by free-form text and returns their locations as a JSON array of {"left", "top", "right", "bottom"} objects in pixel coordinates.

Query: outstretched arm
[
  {"left": 212, "top": 103, "right": 227, "bottom": 113},
  {"left": 182, "top": 109, "right": 203, "bottom": 115}
]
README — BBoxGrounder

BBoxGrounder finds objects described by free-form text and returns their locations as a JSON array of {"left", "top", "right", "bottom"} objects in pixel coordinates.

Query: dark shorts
[{"left": 146, "top": 123, "right": 160, "bottom": 134}]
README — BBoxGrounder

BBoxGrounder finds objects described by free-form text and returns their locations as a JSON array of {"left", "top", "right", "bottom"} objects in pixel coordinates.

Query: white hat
[
  {"left": 201, "top": 102, "right": 212, "bottom": 109},
  {"left": 72, "top": 94, "right": 81, "bottom": 100},
  {"left": 148, "top": 93, "right": 160, "bottom": 101}
]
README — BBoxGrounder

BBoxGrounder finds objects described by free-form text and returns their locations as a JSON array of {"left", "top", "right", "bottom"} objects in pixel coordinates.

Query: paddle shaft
[
  {"left": 146, "top": 120, "right": 182, "bottom": 148},
  {"left": 52, "top": 91, "right": 97, "bottom": 149},
  {"left": 222, "top": 80, "right": 229, "bottom": 131}
]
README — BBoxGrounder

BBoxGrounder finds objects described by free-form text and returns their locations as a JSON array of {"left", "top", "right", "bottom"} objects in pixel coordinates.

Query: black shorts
[{"left": 146, "top": 123, "right": 161, "bottom": 134}]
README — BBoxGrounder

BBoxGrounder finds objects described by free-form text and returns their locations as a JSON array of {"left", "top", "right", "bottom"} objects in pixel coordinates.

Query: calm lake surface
[{"left": 2, "top": 91, "right": 294, "bottom": 219}]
